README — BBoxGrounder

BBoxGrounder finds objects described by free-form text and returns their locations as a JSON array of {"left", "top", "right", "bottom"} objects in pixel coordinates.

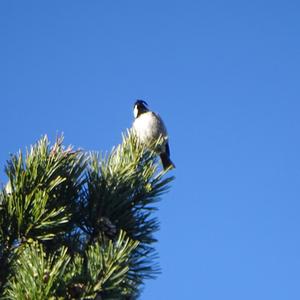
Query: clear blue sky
[{"left": 1, "top": 1, "right": 300, "bottom": 299}]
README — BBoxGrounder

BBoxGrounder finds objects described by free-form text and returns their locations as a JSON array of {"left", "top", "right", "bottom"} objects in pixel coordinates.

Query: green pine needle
[{"left": 0, "top": 133, "right": 174, "bottom": 299}]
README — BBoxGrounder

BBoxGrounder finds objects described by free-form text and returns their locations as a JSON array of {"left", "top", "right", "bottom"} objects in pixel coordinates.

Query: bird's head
[{"left": 133, "top": 100, "right": 149, "bottom": 118}]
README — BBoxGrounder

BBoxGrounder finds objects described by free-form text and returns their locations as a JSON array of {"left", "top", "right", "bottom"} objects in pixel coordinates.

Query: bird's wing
[
  {"left": 165, "top": 141, "right": 170, "bottom": 156},
  {"left": 151, "top": 112, "right": 168, "bottom": 137}
]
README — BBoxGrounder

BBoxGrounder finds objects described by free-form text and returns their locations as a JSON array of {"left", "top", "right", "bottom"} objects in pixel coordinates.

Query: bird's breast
[{"left": 133, "top": 112, "right": 168, "bottom": 143}]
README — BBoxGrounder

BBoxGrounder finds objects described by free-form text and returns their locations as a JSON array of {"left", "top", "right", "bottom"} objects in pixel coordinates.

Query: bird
[{"left": 132, "top": 100, "right": 175, "bottom": 170}]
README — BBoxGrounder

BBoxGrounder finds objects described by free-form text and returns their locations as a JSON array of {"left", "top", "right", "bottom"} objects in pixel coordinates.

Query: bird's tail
[{"left": 160, "top": 153, "right": 175, "bottom": 170}]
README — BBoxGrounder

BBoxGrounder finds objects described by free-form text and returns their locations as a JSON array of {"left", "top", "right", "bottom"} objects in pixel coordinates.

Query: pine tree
[{"left": 0, "top": 134, "right": 174, "bottom": 299}]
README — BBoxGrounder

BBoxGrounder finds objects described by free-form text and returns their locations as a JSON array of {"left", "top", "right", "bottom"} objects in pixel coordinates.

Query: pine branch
[
  {"left": 59, "top": 230, "right": 139, "bottom": 299},
  {"left": 81, "top": 133, "right": 174, "bottom": 292},
  {"left": 4, "top": 241, "right": 70, "bottom": 300},
  {"left": 0, "top": 136, "right": 86, "bottom": 291},
  {"left": 3, "top": 136, "right": 86, "bottom": 243},
  {"left": 0, "top": 133, "right": 174, "bottom": 299}
]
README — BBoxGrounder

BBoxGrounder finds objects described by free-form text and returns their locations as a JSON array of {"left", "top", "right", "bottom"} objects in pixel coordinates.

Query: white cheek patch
[{"left": 134, "top": 105, "right": 138, "bottom": 118}]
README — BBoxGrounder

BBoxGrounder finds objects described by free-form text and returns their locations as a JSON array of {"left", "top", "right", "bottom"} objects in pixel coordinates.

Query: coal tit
[{"left": 132, "top": 100, "right": 175, "bottom": 170}]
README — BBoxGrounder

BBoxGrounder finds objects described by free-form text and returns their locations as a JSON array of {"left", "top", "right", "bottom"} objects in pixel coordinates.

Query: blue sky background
[{"left": 1, "top": 1, "right": 300, "bottom": 299}]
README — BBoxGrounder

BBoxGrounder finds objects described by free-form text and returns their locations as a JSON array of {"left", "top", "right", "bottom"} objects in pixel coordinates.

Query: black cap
[{"left": 134, "top": 99, "right": 148, "bottom": 107}]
